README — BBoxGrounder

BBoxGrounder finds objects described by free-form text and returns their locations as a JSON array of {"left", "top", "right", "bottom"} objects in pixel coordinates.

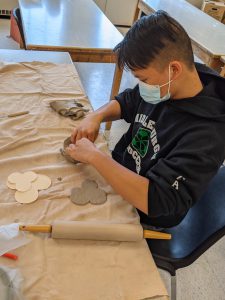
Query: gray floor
[{"left": 1, "top": 18, "right": 225, "bottom": 300}]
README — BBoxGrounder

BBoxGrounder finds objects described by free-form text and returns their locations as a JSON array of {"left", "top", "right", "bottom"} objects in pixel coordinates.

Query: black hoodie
[{"left": 112, "top": 63, "right": 225, "bottom": 228}]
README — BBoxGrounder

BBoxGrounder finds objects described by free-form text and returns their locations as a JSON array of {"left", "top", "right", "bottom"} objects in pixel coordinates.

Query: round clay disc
[
  {"left": 15, "top": 186, "right": 39, "bottom": 204},
  {"left": 90, "top": 189, "right": 107, "bottom": 205},
  {"left": 16, "top": 177, "right": 32, "bottom": 192},
  {"left": 31, "top": 174, "right": 51, "bottom": 190},
  {"left": 84, "top": 180, "right": 107, "bottom": 205},
  {"left": 8, "top": 172, "right": 21, "bottom": 183},
  {"left": 83, "top": 180, "right": 107, "bottom": 205},
  {"left": 82, "top": 180, "right": 98, "bottom": 190},
  {"left": 70, "top": 180, "right": 107, "bottom": 206},
  {"left": 6, "top": 180, "right": 16, "bottom": 190},
  {"left": 23, "top": 171, "right": 37, "bottom": 182},
  {"left": 71, "top": 187, "right": 90, "bottom": 205}
]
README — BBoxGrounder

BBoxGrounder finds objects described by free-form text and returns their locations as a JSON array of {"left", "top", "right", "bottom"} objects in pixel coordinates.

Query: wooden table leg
[
  {"left": 208, "top": 57, "right": 223, "bottom": 73},
  {"left": 105, "top": 64, "right": 123, "bottom": 131},
  {"left": 220, "top": 65, "right": 225, "bottom": 77}
]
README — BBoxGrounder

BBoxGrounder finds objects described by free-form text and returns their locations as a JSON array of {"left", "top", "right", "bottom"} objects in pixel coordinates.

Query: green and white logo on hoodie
[
  {"left": 127, "top": 115, "right": 161, "bottom": 174},
  {"left": 131, "top": 128, "right": 151, "bottom": 158}
]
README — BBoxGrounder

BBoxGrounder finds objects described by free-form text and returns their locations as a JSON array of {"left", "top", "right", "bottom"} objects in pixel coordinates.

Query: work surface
[
  {"left": 0, "top": 61, "right": 168, "bottom": 300},
  {"left": 19, "top": 0, "right": 122, "bottom": 51}
]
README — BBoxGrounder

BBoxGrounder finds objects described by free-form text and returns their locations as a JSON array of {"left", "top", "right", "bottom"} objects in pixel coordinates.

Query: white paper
[{"left": 0, "top": 223, "right": 30, "bottom": 256}]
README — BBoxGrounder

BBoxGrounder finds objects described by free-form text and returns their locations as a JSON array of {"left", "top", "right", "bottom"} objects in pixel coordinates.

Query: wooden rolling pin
[{"left": 19, "top": 221, "right": 171, "bottom": 242}]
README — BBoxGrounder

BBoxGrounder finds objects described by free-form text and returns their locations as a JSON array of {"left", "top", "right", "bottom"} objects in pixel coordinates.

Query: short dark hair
[{"left": 114, "top": 10, "right": 194, "bottom": 71}]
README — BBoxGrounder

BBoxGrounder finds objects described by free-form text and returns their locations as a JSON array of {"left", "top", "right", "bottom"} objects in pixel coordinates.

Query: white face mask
[{"left": 139, "top": 65, "right": 173, "bottom": 105}]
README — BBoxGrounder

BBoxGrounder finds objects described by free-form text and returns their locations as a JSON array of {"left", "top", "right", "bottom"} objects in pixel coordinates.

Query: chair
[
  {"left": 12, "top": 8, "right": 26, "bottom": 49},
  {"left": 147, "top": 166, "right": 225, "bottom": 300}
]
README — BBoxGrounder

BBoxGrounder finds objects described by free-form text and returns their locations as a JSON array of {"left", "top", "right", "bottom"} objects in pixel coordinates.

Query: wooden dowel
[
  {"left": 143, "top": 230, "right": 171, "bottom": 240},
  {"left": 19, "top": 224, "right": 52, "bottom": 233}
]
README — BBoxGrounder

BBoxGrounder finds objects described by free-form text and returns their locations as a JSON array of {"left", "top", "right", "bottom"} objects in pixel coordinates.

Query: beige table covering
[{"left": 0, "top": 62, "right": 168, "bottom": 300}]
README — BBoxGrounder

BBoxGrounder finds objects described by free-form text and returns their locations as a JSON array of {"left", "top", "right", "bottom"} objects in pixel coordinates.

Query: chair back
[
  {"left": 13, "top": 8, "right": 26, "bottom": 49},
  {"left": 148, "top": 166, "right": 225, "bottom": 273}
]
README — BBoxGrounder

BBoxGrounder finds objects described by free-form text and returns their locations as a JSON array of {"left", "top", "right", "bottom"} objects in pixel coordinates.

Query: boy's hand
[
  {"left": 71, "top": 114, "right": 101, "bottom": 144},
  {"left": 65, "top": 138, "right": 101, "bottom": 164}
]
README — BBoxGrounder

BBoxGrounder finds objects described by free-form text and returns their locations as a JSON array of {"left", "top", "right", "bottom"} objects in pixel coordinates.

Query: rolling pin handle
[
  {"left": 143, "top": 230, "right": 172, "bottom": 240},
  {"left": 19, "top": 225, "right": 52, "bottom": 233}
]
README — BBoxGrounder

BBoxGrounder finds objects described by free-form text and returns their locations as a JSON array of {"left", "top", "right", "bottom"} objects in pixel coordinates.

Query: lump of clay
[
  {"left": 50, "top": 100, "right": 89, "bottom": 120},
  {"left": 60, "top": 137, "right": 80, "bottom": 164},
  {"left": 71, "top": 179, "right": 107, "bottom": 205}
]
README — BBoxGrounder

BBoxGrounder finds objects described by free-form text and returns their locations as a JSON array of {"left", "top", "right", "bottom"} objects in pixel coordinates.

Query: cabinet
[
  {"left": 94, "top": 0, "right": 138, "bottom": 26},
  {"left": 186, "top": 0, "right": 203, "bottom": 9}
]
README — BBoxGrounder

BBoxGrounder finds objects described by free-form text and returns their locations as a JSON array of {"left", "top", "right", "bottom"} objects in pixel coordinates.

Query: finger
[
  {"left": 71, "top": 128, "right": 78, "bottom": 143},
  {"left": 88, "top": 132, "right": 95, "bottom": 143},
  {"left": 80, "top": 130, "right": 90, "bottom": 141},
  {"left": 66, "top": 145, "right": 77, "bottom": 157},
  {"left": 75, "top": 131, "right": 83, "bottom": 143},
  {"left": 93, "top": 132, "right": 99, "bottom": 142},
  {"left": 65, "top": 144, "right": 73, "bottom": 154}
]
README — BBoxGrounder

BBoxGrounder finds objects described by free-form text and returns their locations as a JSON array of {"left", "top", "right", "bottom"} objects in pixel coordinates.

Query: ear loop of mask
[{"left": 159, "top": 65, "right": 172, "bottom": 97}]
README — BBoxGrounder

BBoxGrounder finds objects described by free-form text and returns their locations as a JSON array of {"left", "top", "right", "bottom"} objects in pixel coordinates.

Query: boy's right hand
[{"left": 71, "top": 114, "right": 102, "bottom": 144}]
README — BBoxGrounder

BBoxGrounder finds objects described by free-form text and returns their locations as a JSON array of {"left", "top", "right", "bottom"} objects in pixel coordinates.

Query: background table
[
  {"left": 0, "top": 49, "right": 72, "bottom": 64},
  {"left": 134, "top": 0, "right": 225, "bottom": 71}
]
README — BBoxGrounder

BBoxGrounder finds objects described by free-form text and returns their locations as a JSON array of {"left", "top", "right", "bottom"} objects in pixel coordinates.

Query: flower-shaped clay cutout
[
  {"left": 8, "top": 172, "right": 21, "bottom": 183},
  {"left": 15, "top": 186, "right": 39, "bottom": 204},
  {"left": 71, "top": 179, "right": 107, "bottom": 206},
  {"left": 31, "top": 174, "right": 51, "bottom": 190},
  {"left": 7, "top": 171, "right": 37, "bottom": 192},
  {"left": 7, "top": 171, "right": 51, "bottom": 204}
]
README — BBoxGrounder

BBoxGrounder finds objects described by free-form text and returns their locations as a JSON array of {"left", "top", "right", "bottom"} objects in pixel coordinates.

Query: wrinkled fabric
[{"left": 0, "top": 62, "right": 168, "bottom": 300}]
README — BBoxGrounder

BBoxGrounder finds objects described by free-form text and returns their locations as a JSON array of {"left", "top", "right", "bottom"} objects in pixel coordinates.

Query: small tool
[
  {"left": 0, "top": 111, "right": 29, "bottom": 118},
  {"left": 2, "top": 253, "right": 18, "bottom": 260}
]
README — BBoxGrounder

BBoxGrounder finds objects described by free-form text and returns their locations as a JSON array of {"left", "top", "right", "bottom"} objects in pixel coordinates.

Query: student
[{"left": 66, "top": 10, "right": 225, "bottom": 228}]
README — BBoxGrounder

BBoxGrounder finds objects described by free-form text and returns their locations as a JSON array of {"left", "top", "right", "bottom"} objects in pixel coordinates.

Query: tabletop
[
  {"left": 0, "top": 56, "right": 168, "bottom": 300},
  {"left": 0, "top": 49, "right": 72, "bottom": 63},
  {"left": 139, "top": 0, "right": 225, "bottom": 56},
  {"left": 19, "top": 0, "right": 123, "bottom": 51}
]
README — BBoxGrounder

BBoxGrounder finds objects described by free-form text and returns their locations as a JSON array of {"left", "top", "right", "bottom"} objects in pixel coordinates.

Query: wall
[
  {"left": 94, "top": 0, "right": 138, "bottom": 26},
  {"left": 0, "top": 0, "right": 18, "bottom": 17}
]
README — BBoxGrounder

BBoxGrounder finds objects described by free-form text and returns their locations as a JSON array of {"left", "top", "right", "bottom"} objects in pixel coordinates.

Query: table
[
  {"left": 18, "top": 0, "right": 124, "bottom": 129},
  {"left": 134, "top": 0, "right": 225, "bottom": 71},
  {"left": 0, "top": 50, "right": 168, "bottom": 300},
  {"left": 0, "top": 49, "right": 72, "bottom": 64}
]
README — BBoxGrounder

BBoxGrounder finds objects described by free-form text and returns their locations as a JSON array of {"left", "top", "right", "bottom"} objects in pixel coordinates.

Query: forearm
[
  {"left": 89, "top": 151, "right": 149, "bottom": 214},
  {"left": 91, "top": 100, "right": 122, "bottom": 123}
]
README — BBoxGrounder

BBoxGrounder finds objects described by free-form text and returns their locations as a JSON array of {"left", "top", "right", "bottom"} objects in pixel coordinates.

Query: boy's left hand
[{"left": 65, "top": 138, "right": 99, "bottom": 164}]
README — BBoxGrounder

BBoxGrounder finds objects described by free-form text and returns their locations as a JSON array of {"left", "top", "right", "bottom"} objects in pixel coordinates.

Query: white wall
[
  {"left": 94, "top": 0, "right": 138, "bottom": 26},
  {"left": 0, "top": 0, "right": 18, "bottom": 9}
]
